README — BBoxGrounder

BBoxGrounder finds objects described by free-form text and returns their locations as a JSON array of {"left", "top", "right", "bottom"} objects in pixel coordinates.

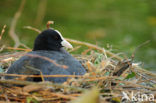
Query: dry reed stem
[
  {"left": 0, "top": 73, "right": 118, "bottom": 81},
  {"left": 68, "top": 46, "right": 81, "bottom": 53},
  {"left": 25, "top": 65, "right": 45, "bottom": 82},
  {"left": 115, "top": 80, "right": 156, "bottom": 91},
  {"left": 0, "top": 25, "right": 6, "bottom": 52},
  {"left": 9, "top": 0, "right": 29, "bottom": 49},
  {"left": 26, "top": 54, "right": 68, "bottom": 69},
  {"left": 0, "top": 52, "right": 25, "bottom": 58},
  {"left": 0, "top": 45, "right": 5, "bottom": 52},
  {"left": 134, "top": 66, "right": 156, "bottom": 78},
  {"left": 46, "top": 21, "right": 54, "bottom": 29},
  {"left": 84, "top": 76, "right": 117, "bottom": 82},
  {"left": 0, "top": 79, "right": 85, "bottom": 92},
  {"left": 0, "top": 73, "right": 83, "bottom": 78},
  {"left": 0, "top": 73, "right": 119, "bottom": 80},
  {"left": 6, "top": 47, "right": 31, "bottom": 52},
  {"left": 0, "top": 25, "right": 6, "bottom": 40},
  {"left": 65, "top": 38, "right": 123, "bottom": 61},
  {"left": 49, "top": 92, "right": 76, "bottom": 100},
  {"left": 6, "top": 72, "right": 153, "bottom": 92},
  {"left": 23, "top": 26, "right": 41, "bottom": 33}
]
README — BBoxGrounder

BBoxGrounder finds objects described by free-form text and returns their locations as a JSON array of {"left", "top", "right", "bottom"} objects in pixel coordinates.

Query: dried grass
[{"left": 0, "top": 36, "right": 156, "bottom": 102}]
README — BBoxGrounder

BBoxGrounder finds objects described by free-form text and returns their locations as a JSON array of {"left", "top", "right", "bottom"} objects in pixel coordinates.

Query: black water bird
[{"left": 5, "top": 28, "right": 86, "bottom": 83}]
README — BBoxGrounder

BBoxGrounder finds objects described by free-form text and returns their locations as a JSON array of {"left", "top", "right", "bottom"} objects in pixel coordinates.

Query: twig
[
  {"left": 23, "top": 26, "right": 41, "bottom": 33},
  {"left": 0, "top": 73, "right": 83, "bottom": 78},
  {"left": 0, "top": 79, "right": 85, "bottom": 92},
  {"left": 131, "top": 40, "right": 150, "bottom": 61},
  {"left": 49, "top": 92, "right": 76, "bottom": 100},
  {"left": 0, "top": 52, "right": 25, "bottom": 59},
  {"left": 20, "top": 43, "right": 30, "bottom": 49},
  {"left": 26, "top": 54, "right": 68, "bottom": 69},
  {"left": 25, "top": 65, "right": 45, "bottom": 82},
  {"left": 65, "top": 38, "right": 123, "bottom": 60},
  {"left": 68, "top": 46, "right": 81, "bottom": 53},
  {"left": 0, "top": 73, "right": 121, "bottom": 80},
  {"left": 47, "top": 21, "right": 54, "bottom": 29},
  {"left": 0, "top": 45, "right": 5, "bottom": 52},
  {"left": 84, "top": 76, "right": 118, "bottom": 82},
  {"left": 6, "top": 47, "right": 31, "bottom": 52},
  {"left": 134, "top": 66, "right": 156, "bottom": 78},
  {"left": 0, "top": 25, "right": 6, "bottom": 40},
  {"left": 115, "top": 80, "right": 156, "bottom": 91},
  {"left": 9, "top": 0, "right": 28, "bottom": 48}
]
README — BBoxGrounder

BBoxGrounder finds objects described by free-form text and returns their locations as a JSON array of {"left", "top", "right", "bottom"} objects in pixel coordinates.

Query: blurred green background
[{"left": 0, "top": 0, "right": 156, "bottom": 71}]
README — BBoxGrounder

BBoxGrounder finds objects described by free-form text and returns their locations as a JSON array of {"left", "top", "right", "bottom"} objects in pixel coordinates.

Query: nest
[{"left": 0, "top": 38, "right": 156, "bottom": 103}]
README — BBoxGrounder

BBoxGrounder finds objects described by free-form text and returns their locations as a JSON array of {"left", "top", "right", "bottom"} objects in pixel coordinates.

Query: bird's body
[{"left": 5, "top": 28, "right": 86, "bottom": 83}]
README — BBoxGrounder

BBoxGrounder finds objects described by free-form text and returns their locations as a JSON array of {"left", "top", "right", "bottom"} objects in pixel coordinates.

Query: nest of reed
[{"left": 0, "top": 36, "right": 156, "bottom": 103}]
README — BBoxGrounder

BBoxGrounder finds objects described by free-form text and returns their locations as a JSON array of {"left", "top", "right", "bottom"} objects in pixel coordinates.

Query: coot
[{"left": 5, "top": 28, "right": 86, "bottom": 83}]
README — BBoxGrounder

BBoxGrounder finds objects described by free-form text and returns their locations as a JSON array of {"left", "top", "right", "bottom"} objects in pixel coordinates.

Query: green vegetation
[{"left": 0, "top": 0, "right": 155, "bottom": 71}]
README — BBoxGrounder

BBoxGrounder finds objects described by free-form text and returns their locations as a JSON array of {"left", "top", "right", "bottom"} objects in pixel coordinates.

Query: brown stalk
[
  {"left": 0, "top": 73, "right": 83, "bottom": 78},
  {"left": 0, "top": 25, "right": 6, "bottom": 40},
  {"left": 26, "top": 54, "right": 68, "bottom": 69},
  {"left": 0, "top": 79, "right": 85, "bottom": 92},
  {"left": 6, "top": 47, "right": 31, "bottom": 52},
  {"left": 9, "top": 0, "right": 29, "bottom": 49},
  {"left": 49, "top": 92, "right": 76, "bottom": 100},
  {"left": 46, "top": 21, "right": 54, "bottom": 29},
  {"left": 23, "top": 26, "right": 41, "bottom": 33}
]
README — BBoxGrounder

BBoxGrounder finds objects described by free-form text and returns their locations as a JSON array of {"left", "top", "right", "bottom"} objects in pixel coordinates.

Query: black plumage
[{"left": 5, "top": 29, "right": 86, "bottom": 83}]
